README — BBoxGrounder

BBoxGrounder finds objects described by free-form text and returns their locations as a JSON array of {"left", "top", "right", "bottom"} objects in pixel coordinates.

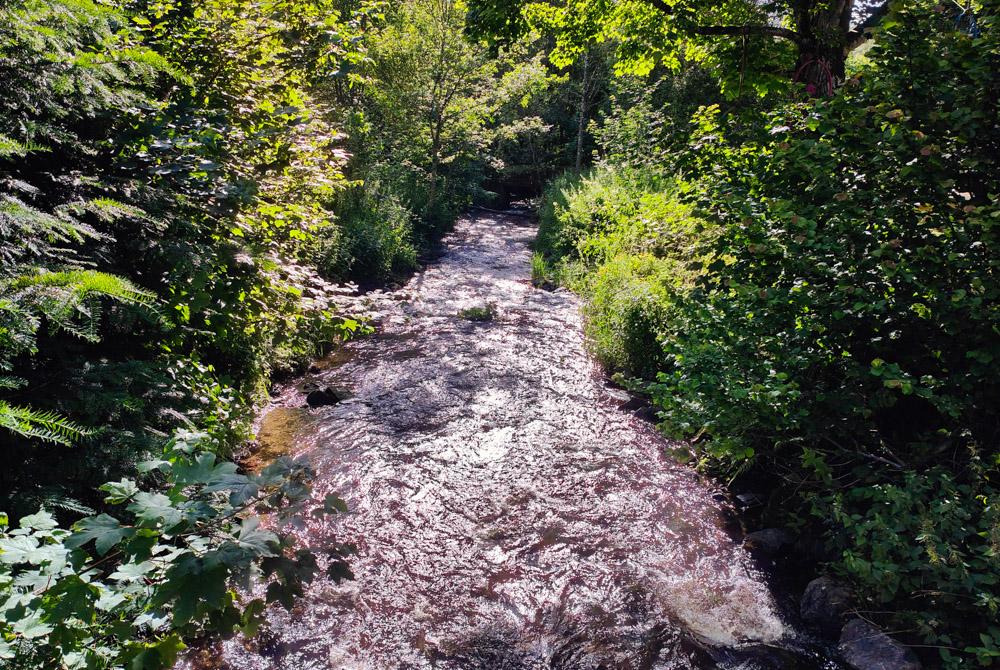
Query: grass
[{"left": 457, "top": 303, "right": 496, "bottom": 321}]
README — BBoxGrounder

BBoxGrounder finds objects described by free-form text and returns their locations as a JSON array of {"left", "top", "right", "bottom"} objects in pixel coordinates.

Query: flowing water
[{"left": 195, "top": 210, "right": 838, "bottom": 670}]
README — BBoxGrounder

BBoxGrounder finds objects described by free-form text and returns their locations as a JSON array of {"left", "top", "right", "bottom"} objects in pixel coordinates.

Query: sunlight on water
[{"left": 184, "top": 211, "right": 830, "bottom": 670}]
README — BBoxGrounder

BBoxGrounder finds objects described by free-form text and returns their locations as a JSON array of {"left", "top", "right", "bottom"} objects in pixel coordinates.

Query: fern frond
[
  {"left": 9, "top": 270, "right": 156, "bottom": 306},
  {"left": 0, "top": 134, "right": 48, "bottom": 159},
  {"left": 0, "top": 196, "right": 100, "bottom": 267},
  {"left": 40, "top": 495, "right": 95, "bottom": 515},
  {"left": 0, "top": 376, "right": 26, "bottom": 390},
  {"left": 0, "top": 401, "right": 92, "bottom": 446},
  {"left": 0, "top": 298, "right": 41, "bottom": 358},
  {"left": 0, "top": 270, "right": 156, "bottom": 350},
  {"left": 60, "top": 198, "right": 147, "bottom": 223}
]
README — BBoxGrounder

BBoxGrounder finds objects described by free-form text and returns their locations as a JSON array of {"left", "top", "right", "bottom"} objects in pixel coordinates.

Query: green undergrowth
[
  {"left": 535, "top": 168, "right": 712, "bottom": 377},
  {"left": 537, "top": 5, "right": 1000, "bottom": 661},
  {"left": 458, "top": 303, "right": 497, "bottom": 321}
]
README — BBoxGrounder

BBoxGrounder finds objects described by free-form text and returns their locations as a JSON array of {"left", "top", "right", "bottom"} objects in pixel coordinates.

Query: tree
[
  {"left": 467, "top": 0, "right": 893, "bottom": 93},
  {"left": 352, "top": 0, "right": 494, "bottom": 228}
]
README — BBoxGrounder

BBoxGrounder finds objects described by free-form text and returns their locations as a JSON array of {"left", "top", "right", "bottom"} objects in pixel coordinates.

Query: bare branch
[
  {"left": 690, "top": 24, "right": 801, "bottom": 42},
  {"left": 642, "top": 0, "right": 801, "bottom": 43}
]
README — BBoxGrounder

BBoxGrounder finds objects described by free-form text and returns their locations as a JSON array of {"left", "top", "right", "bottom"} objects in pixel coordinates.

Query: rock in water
[
  {"left": 800, "top": 576, "right": 853, "bottom": 637},
  {"left": 744, "top": 528, "right": 793, "bottom": 557},
  {"left": 306, "top": 386, "right": 343, "bottom": 407},
  {"left": 839, "top": 619, "right": 921, "bottom": 670}
]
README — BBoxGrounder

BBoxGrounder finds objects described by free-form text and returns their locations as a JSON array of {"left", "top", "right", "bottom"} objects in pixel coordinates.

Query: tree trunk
[
  {"left": 792, "top": 0, "right": 854, "bottom": 94},
  {"left": 575, "top": 49, "right": 591, "bottom": 174}
]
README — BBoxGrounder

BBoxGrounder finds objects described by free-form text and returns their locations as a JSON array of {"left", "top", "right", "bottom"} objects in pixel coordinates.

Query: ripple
[{"left": 188, "top": 211, "right": 825, "bottom": 670}]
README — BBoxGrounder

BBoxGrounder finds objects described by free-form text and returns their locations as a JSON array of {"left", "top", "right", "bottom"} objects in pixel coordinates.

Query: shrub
[
  {"left": 579, "top": 254, "right": 675, "bottom": 377},
  {"left": 324, "top": 184, "right": 419, "bottom": 283},
  {"left": 643, "top": 2, "right": 1000, "bottom": 663},
  {"left": 0, "top": 0, "right": 368, "bottom": 514},
  {"left": 536, "top": 168, "right": 709, "bottom": 376}
]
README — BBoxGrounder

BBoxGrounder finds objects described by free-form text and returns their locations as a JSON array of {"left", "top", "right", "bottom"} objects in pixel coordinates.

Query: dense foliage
[
  {"left": 6, "top": 0, "right": 997, "bottom": 665},
  {"left": 0, "top": 0, "right": 369, "bottom": 517},
  {"left": 0, "top": 0, "right": 599, "bottom": 664},
  {"left": 1, "top": 0, "right": 364, "bottom": 664},
  {"left": 535, "top": 1, "right": 1000, "bottom": 665},
  {"left": 1, "top": 430, "right": 350, "bottom": 669}
]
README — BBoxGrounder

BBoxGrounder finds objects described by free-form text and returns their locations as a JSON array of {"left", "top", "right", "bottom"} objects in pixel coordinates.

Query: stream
[{"left": 193, "top": 210, "right": 840, "bottom": 670}]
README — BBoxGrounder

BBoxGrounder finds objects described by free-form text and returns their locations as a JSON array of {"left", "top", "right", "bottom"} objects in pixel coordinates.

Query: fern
[
  {"left": 38, "top": 494, "right": 96, "bottom": 515},
  {"left": 1, "top": 270, "right": 157, "bottom": 345},
  {"left": 0, "top": 401, "right": 92, "bottom": 446},
  {"left": 0, "top": 376, "right": 25, "bottom": 390},
  {"left": 0, "top": 134, "right": 47, "bottom": 159},
  {"left": 62, "top": 198, "right": 147, "bottom": 223},
  {"left": 0, "top": 298, "right": 40, "bottom": 360},
  {"left": 0, "top": 196, "right": 102, "bottom": 268},
  {"left": 9, "top": 269, "right": 156, "bottom": 305}
]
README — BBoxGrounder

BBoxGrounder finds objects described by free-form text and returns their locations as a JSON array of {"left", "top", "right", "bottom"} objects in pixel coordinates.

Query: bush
[
  {"left": 537, "top": 168, "right": 705, "bottom": 266},
  {"left": 0, "top": 0, "right": 368, "bottom": 515},
  {"left": 642, "top": 3, "right": 1000, "bottom": 663},
  {"left": 579, "top": 254, "right": 675, "bottom": 377},
  {"left": 322, "top": 184, "right": 418, "bottom": 283},
  {"left": 536, "top": 168, "right": 709, "bottom": 376}
]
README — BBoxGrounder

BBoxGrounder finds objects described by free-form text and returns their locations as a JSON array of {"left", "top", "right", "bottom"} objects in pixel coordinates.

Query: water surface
[{"left": 197, "top": 210, "right": 833, "bottom": 670}]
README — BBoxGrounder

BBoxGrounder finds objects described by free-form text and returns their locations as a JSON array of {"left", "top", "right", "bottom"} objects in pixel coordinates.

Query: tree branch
[
  {"left": 690, "top": 24, "right": 801, "bottom": 42},
  {"left": 642, "top": 0, "right": 800, "bottom": 43},
  {"left": 846, "top": 0, "right": 890, "bottom": 51}
]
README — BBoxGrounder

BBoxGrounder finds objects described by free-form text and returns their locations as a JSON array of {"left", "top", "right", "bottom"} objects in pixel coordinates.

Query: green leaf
[
  {"left": 110, "top": 560, "right": 155, "bottom": 582},
  {"left": 101, "top": 479, "right": 140, "bottom": 504},
  {"left": 128, "top": 493, "right": 183, "bottom": 529},
  {"left": 42, "top": 575, "right": 99, "bottom": 623},
  {"left": 68, "top": 514, "right": 135, "bottom": 555},
  {"left": 12, "top": 611, "right": 53, "bottom": 640},
  {"left": 18, "top": 510, "right": 58, "bottom": 532}
]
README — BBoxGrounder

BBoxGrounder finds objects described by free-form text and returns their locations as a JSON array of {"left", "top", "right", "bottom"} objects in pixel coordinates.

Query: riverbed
[{"left": 195, "top": 210, "right": 837, "bottom": 670}]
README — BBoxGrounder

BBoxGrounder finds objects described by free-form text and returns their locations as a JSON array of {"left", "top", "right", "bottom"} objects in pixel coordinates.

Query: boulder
[
  {"left": 735, "top": 492, "right": 765, "bottom": 509},
  {"left": 744, "top": 528, "right": 794, "bottom": 556},
  {"left": 305, "top": 386, "right": 343, "bottom": 407},
  {"left": 839, "top": 619, "right": 921, "bottom": 670},
  {"left": 800, "top": 576, "right": 853, "bottom": 637}
]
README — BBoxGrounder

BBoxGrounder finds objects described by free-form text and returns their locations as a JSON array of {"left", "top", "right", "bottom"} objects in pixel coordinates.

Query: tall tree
[{"left": 467, "top": 0, "right": 892, "bottom": 92}]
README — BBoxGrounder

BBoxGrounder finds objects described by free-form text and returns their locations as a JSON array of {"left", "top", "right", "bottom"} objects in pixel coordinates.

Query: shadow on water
[{"left": 183, "top": 211, "right": 843, "bottom": 670}]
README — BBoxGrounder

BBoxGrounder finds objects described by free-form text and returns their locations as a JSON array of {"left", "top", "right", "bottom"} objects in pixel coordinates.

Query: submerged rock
[
  {"left": 800, "top": 576, "right": 853, "bottom": 637},
  {"left": 839, "top": 619, "right": 921, "bottom": 670},
  {"left": 305, "top": 386, "right": 344, "bottom": 407}
]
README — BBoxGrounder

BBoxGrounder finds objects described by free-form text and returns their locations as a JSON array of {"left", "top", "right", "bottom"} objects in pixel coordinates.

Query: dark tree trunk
[{"left": 792, "top": 0, "right": 855, "bottom": 94}]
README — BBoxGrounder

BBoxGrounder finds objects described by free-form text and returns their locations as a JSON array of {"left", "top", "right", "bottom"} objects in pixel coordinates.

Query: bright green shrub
[
  {"left": 536, "top": 168, "right": 709, "bottom": 376},
  {"left": 579, "top": 254, "right": 676, "bottom": 377},
  {"left": 537, "top": 168, "right": 705, "bottom": 265}
]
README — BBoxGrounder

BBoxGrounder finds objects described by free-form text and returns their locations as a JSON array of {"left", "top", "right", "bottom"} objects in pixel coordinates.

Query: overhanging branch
[
  {"left": 690, "top": 25, "right": 801, "bottom": 42},
  {"left": 643, "top": 0, "right": 801, "bottom": 44}
]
